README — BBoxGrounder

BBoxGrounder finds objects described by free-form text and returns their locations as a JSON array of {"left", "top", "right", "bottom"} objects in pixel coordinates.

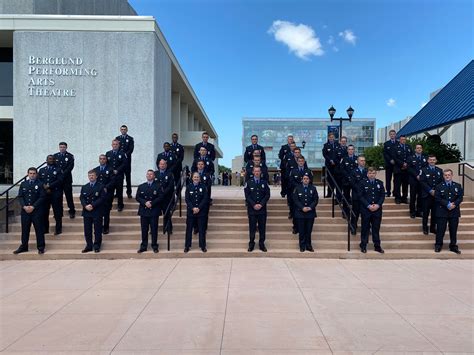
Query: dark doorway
[{"left": 0, "top": 121, "right": 13, "bottom": 184}]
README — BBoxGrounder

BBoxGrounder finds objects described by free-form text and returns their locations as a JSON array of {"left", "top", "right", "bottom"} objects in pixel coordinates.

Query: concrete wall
[
  {"left": 13, "top": 30, "right": 171, "bottom": 185},
  {"left": 0, "top": 0, "right": 137, "bottom": 16}
]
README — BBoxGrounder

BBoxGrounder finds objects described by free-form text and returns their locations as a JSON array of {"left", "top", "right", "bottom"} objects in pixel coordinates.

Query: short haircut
[
  {"left": 27, "top": 167, "right": 37, "bottom": 173},
  {"left": 297, "top": 156, "right": 305, "bottom": 161},
  {"left": 367, "top": 167, "right": 377, "bottom": 172},
  {"left": 172, "top": 133, "right": 178, "bottom": 137},
  {"left": 200, "top": 146, "right": 208, "bottom": 152},
  {"left": 121, "top": 124, "right": 128, "bottom": 129},
  {"left": 163, "top": 142, "right": 170, "bottom": 147},
  {"left": 112, "top": 139, "right": 120, "bottom": 144},
  {"left": 147, "top": 169, "right": 155, "bottom": 174},
  {"left": 252, "top": 166, "right": 261, "bottom": 171},
  {"left": 159, "top": 159, "right": 167, "bottom": 165},
  {"left": 202, "top": 131, "right": 209, "bottom": 136},
  {"left": 192, "top": 172, "right": 200, "bottom": 178},
  {"left": 389, "top": 129, "right": 396, "bottom": 134},
  {"left": 347, "top": 144, "right": 354, "bottom": 148},
  {"left": 99, "top": 154, "right": 106, "bottom": 159},
  {"left": 443, "top": 169, "right": 453, "bottom": 174},
  {"left": 251, "top": 134, "right": 258, "bottom": 139},
  {"left": 341, "top": 136, "right": 347, "bottom": 140},
  {"left": 415, "top": 144, "right": 423, "bottom": 148},
  {"left": 428, "top": 154, "right": 437, "bottom": 159},
  {"left": 288, "top": 135, "right": 293, "bottom": 138},
  {"left": 46, "top": 154, "right": 54, "bottom": 160},
  {"left": 399, "top": 135, "right": 406, "bottom": 138},
  {"left": 328, "top": 132, "right": 335, "bottom": 137},
  {"left": 59, "top": 142, "right": 67, "bottom": 147},
  {"left": 88, "top": 169, "right": 97, "bottom": 175},
  {"left": 294, "top": 148, "right": 301, "bottom": 152},
  {"left": 358, "top": 155, "right": 365, "bottom": 159},
  {"left": 289, "top": 142, "right": 296, "bottom": 146}
]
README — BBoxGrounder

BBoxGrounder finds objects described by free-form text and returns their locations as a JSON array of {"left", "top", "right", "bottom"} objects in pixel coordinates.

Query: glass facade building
[{"left": 242, "top": 118, "right": 375, "bottom": 169}]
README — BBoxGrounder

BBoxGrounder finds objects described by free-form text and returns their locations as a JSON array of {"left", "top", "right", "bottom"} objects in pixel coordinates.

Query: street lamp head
[
  {"left": 346, "top": 106, "right": 354, "bottom": 119},
  {"left": 328, "top": 105, "right": 336, "bottom": 119},
  {"left": 302, "top": 140, "right": 306, "bottom": 149}
]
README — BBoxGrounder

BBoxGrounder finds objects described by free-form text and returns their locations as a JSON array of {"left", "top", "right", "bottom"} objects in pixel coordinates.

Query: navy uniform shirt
[
  {"left": 394, "top": 143, "right": 413, "bottom": 173},
  {"left": 322, "top": 140, "right": 342, "bottom": 167},
  {"left": 18, "top": 179, "right": 46, "bottom": 210},
  {"left": 435, "top": 181, "right": 463, "bottom": 218},
  {"left": 185, "top": 182, "right": 209, "bottom": 217},
  {"left": 292, "top": 184, "right": 319, "bottom": 219},
  {"left": 193, "top": 142, "right": 216, "bottom": 161},
  {"left": 284, "top": 155, "right": 308, "bottom": 177},
  {"left": 154, "top": 169, "right": 174, "bottom": 199},
  {"left": 93, "top": 165, "right": 115, "bottom": 190},
  {"left": 407, "top": 153, "right": 428, "bottom": 180},
  {"left": 244, "top": 178, "right": 270, "bottom": 216},
  {"left": 419, "top": 166, "right": 444, "bottom": 198},
  {"left": 105, "top": 149, "right": 127, "bottom": 177},
  {"left": 197, "top": 170, "right": 212, "bottom": 190},
  {"left": 115, "top": 134, "right": 134, "bottom": 157},
  {"left": 244, "top": 144, "right": 266, "bottom": 163},
  {"left": 170, "top": 142, "right": 185, "bottom": 163},
  {"left": 191, "top": 156, "right": 215, "bottom": 176},
  {"left": 340, "top": 155, "right": 358, "bottom": 185},
  {"left": 156, "top": 151, "right": 177, "bottom": 173},
  {"left": 54, "top": 151, "right": 74, "bottom": 183},
  {"left": 245, "top": 162, "right": 269, "bottom": 182},
  {"left": 80, "top": 182, "right": 105, "bottom": 217},
  {"left": 359, "top": 178, "right": 385, "bottom": 210},
  {"left": 383, "top": 139, "right": 398, "bottom": 166},
  {"left": 136, "top": 180, "right": 163, "bottom": 217},
  {"left": 38, "top": 165, "right": 63, "bottom": 191},
  {"left": 288, "top": 167, "right": 313, "bottom": 190},
  {"left": 278, "top": 144, "right": 291, "bottom": 169},
  {"left": 350, "top": 167, "right": 368, "bottom": 200}
]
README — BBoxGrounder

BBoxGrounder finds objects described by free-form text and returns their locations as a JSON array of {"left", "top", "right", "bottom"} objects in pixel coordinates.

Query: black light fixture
[
  {"left": 328, "top": 105, "right": 336, "bottom": 119},
  {"left": 328, "top": 105, "right": 354, "bottom": 141},
  {"left": 301, "top": 140, "right": 306, "bottom": 149}
]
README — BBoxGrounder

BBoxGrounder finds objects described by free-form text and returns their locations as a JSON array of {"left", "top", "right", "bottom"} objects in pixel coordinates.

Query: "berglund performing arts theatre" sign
[{"left": 27, "top": 56, "right": 98, "bottom": 98}]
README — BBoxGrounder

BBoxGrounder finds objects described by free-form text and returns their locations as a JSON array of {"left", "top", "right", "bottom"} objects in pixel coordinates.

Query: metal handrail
[
  {"left": 1, "top": 162, "right": 47, "bottom": 233},
  {"left": 163, "top": 166, "right": 188, "bottom": 251},
  {"left": 324, "top": 167, "right": 356, "bottom": 252},
  {"left": 458, "top": 162, "right": 474, "bottom": 190}
]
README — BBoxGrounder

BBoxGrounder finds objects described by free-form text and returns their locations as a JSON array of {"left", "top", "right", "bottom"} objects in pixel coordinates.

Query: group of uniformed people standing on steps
[{"left": 13, "top": 126, "right": 464, "bottom": 255}]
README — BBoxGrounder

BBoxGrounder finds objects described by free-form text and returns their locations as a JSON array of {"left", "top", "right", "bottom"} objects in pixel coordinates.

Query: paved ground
[{"left": 0, "top": 258, "right": 472, "bottom": 354}]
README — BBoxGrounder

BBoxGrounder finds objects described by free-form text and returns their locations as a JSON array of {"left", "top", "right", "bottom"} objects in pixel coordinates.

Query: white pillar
[
  {"left": 180, "top": 102, "right": 188, "bottom": 132},
  {"left": 171, "top": 92, "right": 180, "bottom": 134}
]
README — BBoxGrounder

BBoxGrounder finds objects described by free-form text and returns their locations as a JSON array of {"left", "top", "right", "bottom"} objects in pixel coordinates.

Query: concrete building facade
[{"left": 0, "top": 0, "right": 221, "bottom": 185}]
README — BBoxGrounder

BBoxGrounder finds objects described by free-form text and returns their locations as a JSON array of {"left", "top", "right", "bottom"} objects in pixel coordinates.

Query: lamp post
[
  {"left": 301, "top": 140, "right": 306, "bottom": 149},
  {"left": 328, "top": 105, "right": 354, "bottom": 141}
]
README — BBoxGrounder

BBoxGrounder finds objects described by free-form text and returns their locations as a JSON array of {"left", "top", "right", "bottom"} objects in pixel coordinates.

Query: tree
[
  {"left": 408, "top": 135, "right": 462, "bottom": 164},
  {"left": 218, "top": 165, "right": 231, "bottom": 174},
  {"left": 363, "top": 144, "right": 385, "bottom": 169}
]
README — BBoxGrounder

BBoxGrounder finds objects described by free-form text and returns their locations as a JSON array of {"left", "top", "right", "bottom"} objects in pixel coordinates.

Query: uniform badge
[
  {"left": 154, "top": 190, "right": 157, "bottom": 195},
  {"left": 310, "top": 189, "right": 313, "bottom": 194},
  {"left": 176, "top": 148, "right": 179, "bottom": 151},
  {"left": 35, "top": 185, "right": 38, "bottom": 189},
  {"left": 170, "top": 157, "right": 173, "bottom": 160},
  {"left": 53, "top": 171, "right": 57, "bottom": 175},
  {"left": 455, "top": 187, "right": 458, "bottom": 192},
  {"left": 203, "top": 177, "right": 206, "bottom": 180},
  {"left": 65, "top": 157, "right": 68, "bottom": 161},
  {"left": 126, "top": 139, "right": 129, "bottom": 143},
  {"left": 298, "top": 193, "right": 302, "bottom": 196},
  {"left": 377, "top": 184, "right": 380, "bottom": 189},
  {"left": 106, "top": 171, "right": 109, "bottom": 174},
  {"left": 327, "top": 148, "right": 331, "bottom": 151},
  {"left": 190, "top": 191, "right": 194, "bottom": 194},
  {"left": 206, "top": 161, "right": 210, "bottom": 165},
  {"left": 199, "top": 188, "right": 202, "bottom": 192},
  {"left": 165, "top": 176, "right": 168, "bottom": 180},
  {"left": 118, "top": 155, "right": 122, "bottom": 159},
  {"left": 262, "top": 184, "right": 264, "bottom": 188},
  {"left": 95, "top": 192, "right": 99, "bottom": 196}
]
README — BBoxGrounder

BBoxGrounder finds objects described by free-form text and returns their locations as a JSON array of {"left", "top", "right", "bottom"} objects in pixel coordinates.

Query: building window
[{"left": 0, "top": 48, "right": 13, "bottom": 106}]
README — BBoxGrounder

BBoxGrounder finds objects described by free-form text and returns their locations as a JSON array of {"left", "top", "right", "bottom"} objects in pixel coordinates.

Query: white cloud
[
  {"left": 327, "top": 35, "right": 334, "bottom": 45},
  {"left": 339, "top": 29, "right": 357, "bottom": 45},
  {"left": 386, "top": 98, "right": 396, "bottom": 107},
  {"left": 268, "top": 20, "right": 324, "bottom": 60}
]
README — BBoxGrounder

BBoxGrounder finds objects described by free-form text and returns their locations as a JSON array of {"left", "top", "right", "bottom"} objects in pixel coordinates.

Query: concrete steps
[{"left": 1, "top": 197, "right": 473, "bottom": 260}]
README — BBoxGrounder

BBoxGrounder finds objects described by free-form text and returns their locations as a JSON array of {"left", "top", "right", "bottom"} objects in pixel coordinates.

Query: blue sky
[{"left": 130, "top": 0, "right": 473, "bottom": 167}]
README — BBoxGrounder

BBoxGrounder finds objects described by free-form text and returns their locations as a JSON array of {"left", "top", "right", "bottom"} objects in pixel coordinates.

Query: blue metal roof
[{"left": 398, "top": 60, "right": 474, "bottom": 136}]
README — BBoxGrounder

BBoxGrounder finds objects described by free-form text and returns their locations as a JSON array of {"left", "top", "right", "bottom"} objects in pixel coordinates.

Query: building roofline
[{"left": 0, "top": 14, "right": 219, "bottom": 138}]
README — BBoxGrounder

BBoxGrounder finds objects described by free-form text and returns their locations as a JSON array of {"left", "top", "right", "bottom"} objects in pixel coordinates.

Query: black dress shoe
[
  {"left": 434, "top": 246, "right": 442, "bottom": 253},
  {"left": 184, "top": 247, "right": 190, "bottom": 253},
  {"left": 449, "top": 247, "right": 461, "bottom": 254},
  {"left": 127, "top": 194, "right": 133, "bottom": 199},
  {"left": 260, "top": 245, "right": 267, "bottom": 252},
  {"left": 13, "top": 247, "right": 28, "bottom": 254},
  {"left": 360, "top": 247, "right": 367, "bottom": 253},
  {"left": 423, "top": 229, "right": 429, "bottom": 235},
  {"left": 153, "top": 247, "right": 159, "bottom": 253},
  {"left": 430, "top": 229, "right": 437, "bottom": 234},
  {"left": 402, "top": 199, "right": 408, "bottom": 204},
  {"left": 395, "top": 199, "right": 401, "bottom": 204},
  {"left": 69, "top": 213, "right": 75, "bottom": 219},
  {"left": 82, "top": 247, "right": 93, "bottom": 253},
  {"left": 288, "top": 213, "right": 292, "bottom": 220},
  {"left": 38, "top": 249, "right": 45, "bottom": 254},
  {"left": 350, "top": 228, "right": 356, "bottom": 236},
  {"left": 94, "top": 248, "right": 100, "bottom": 253},
  {"left": 374, "top": 246, "right": 385, "bottom": 254},
  {"left": 137, "top": 248, "right": 147, "bottom": 253},
  {"left": 280, "top": 191, "right": 286, "bottom": 198},
  {"left": 410, "top": 214, "right": 416, "bottom": 219},
  {"left": 117, "top": 206, "right": 124, "bottom": 212},
  {"left": 300, "top": 247, "right": 305, "bottom": 252},
  {"left": 385, "top": 192, "right": 391, "bottom": 197},
  {"left": 248, "top": 245, "right": 254, "bottom": 252},
  {"left": 103, "top": 229, "right": 109, "bottom": 235},
  {"left": 201, "top": 247, "right": 207, "bottom": 253},
  {"left": 306, "top": 246, "right": 314, "bottom": 252},
  {"left": 193, "top": 229, "right": 198, "bottom": 235},
  {"left": 292, "top": 227, "right": 298, "bottom": 234},
  {"left": 416, "top": 212, "right": 422, "bottom": 217}
]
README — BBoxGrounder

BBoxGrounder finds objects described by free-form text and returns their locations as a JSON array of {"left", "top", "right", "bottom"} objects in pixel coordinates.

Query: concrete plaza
[{"left": 0, "top": 258, "right": 473, "bottom": 353}]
